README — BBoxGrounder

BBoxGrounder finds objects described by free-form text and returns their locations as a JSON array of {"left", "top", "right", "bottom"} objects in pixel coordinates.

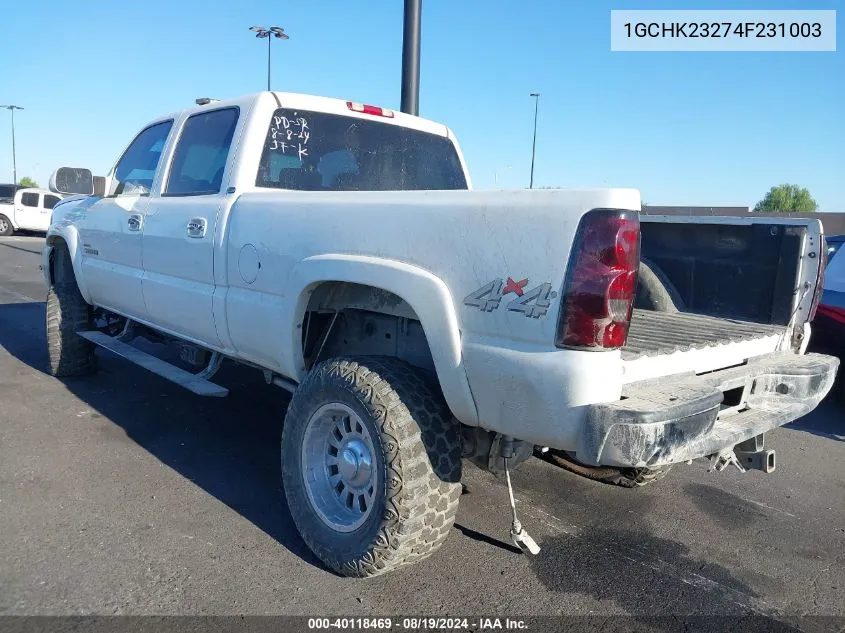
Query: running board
[{"left": 77, "top": 331, "right": 229, "bottom": 397}]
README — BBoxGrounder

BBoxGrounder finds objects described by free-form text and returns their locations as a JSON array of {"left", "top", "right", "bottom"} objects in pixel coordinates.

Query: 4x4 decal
[{"left": 463, "top": 277, "right": 557, "bottom": 318}]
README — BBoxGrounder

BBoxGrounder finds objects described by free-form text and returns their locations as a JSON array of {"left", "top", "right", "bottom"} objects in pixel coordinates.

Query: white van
[{"left": 0, "top": 188, "right": 64, "bottom": 235}]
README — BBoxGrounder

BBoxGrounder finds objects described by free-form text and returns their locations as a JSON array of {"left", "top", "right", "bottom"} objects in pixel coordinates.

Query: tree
[
  {"left": 18, "top": 177, "right": 38, "bottom": 188},
  {"left": 754, "top": 184, "right": 818, "bottom": 213}
]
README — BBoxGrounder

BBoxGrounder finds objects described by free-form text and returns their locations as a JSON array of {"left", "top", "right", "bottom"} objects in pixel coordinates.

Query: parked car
[
  {"left": 825, "top": 234, "right": 844, "bottom": 262},
  {"left": 0, "top": 187, "right": 64, "bottom": 235},
  {"left": 811, "top": 234, "right": 845, "bottom": 400},
  {"left": 42, "top": 91, "right": 838, "bottom": 577},
  {"left": 0, "top": 183, "right": 23, "bottom": 203}
]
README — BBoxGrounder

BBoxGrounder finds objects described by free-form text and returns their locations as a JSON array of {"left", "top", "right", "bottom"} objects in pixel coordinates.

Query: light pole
[
  {"left": 529, "top": 92, "right": 540, "bottom": 189},
  {"left": 401, "top": 0, "right": 422, "bottom": 116},
  {"left": 1, "top": 105, "right": 23, "bottom": 185},
  {"left": 249, "top": 26, "right": 289, "bottom": 91}
]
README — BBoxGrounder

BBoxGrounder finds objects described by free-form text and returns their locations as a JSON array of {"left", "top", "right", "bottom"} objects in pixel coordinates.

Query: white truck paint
[
  {"left": 0, "top": 188, "right": 63, "bottom": 234},
  {"left": 41, "top": 91, "right": 839, "bottom": 576}
]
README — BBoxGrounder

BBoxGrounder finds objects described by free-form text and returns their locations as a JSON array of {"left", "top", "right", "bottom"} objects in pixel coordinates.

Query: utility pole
[
  {"left": 249, "top": 26, "right": 290, "bottom": 91},
  {"left": 401, "top": 0, "right": 422, "bottom": 115},
  {"left": 1, "top": 105, "right": 23, "bottom": 185},
  {"left": 529, "top": 93, "right": 540, "bottom": 189}
]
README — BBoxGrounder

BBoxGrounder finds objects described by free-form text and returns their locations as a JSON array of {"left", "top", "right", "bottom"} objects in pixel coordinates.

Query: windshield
[{"left": 256, "top": 108, "right": 467, "bottom": 192}]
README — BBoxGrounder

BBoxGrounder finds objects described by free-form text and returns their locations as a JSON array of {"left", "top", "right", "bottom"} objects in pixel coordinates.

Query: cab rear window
[{"left": 255, "top": 108, "right": 467, "bottom": 192}]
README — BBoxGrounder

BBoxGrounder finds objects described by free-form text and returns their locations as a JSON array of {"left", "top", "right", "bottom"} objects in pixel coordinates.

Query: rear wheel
[
  {"left": 0, "top": 214, "right": 13, "bottom": 236},
  {"left": 46, "top": 246, "right": 96, "bottom": 377},
  {"left": 541, "top": 449, "right": 671, "bottom": 488},
  {"left": 282, "top": 356, "right": 462, "bottom": 577}
]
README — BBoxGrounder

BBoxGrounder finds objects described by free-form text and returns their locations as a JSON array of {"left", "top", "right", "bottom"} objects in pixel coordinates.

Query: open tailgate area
[
  {"left": 619, "top": 215, "right": 825, "bottom": 383},
  {"left": 622, "top": 310, "right": 784, "bottom": 359}
]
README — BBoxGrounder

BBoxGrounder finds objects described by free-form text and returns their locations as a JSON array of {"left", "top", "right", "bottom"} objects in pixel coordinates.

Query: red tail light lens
[
  {"left": 346, "top": 101, "right": 395, "bottom": 118},
  {"left": 555, "top": 209, "right": 640, "bottom": 350},
  {"left": 809, "top": 236, "right": 828, "bottom": 322}
]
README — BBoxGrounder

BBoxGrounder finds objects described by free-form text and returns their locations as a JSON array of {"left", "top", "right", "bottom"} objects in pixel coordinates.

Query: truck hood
[{"left": 49, "top": 195, "right": 100, "bottom": 227}]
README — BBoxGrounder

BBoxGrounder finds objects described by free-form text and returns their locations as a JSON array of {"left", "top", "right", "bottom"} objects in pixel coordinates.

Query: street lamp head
[
  {"left": 530, "top": 92, "right": 540, "bottom": 97},
  {"left": 1, "top": 105, "right": 24, "bottom": 111},
  {"left": 249, "top": 23, "right": 289, "bottom": 92},
  {"left": 249, "top": 25, "right": 288, "bottom": 39}
]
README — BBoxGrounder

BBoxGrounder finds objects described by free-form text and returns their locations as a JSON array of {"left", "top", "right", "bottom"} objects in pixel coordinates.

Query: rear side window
[
  {"left": 112, "top": 120, "right": 174, "bottom": 196},
  {"left": 165, "top": 108, "right": 239, "bottom": 196},
  {"left": 21, "top": 192, "right": 39, "bottom": 207},
  {"left": 255, "top": 108, "right": 467, "bottom": 191},
  {"left": 44, "top": 195, "right": 61, "bottom": 209}
]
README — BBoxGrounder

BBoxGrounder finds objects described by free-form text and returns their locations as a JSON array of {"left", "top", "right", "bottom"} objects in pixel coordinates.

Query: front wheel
[
  {"left": 46, "top": 247, "right": 96, "bottom": 377},
  {"left": 282, "top": 357, "right": 462, "bottom": 577},
  {"left": 0, "top": 214, "right": 13, "bottom": 236}
]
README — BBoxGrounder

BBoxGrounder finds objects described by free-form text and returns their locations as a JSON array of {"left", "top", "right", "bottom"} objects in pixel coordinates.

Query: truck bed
[{"left": 622, "top": 310, "right": 785, "bottom": 360}]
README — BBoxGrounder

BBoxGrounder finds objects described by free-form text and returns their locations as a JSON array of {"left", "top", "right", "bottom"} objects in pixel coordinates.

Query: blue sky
[{"left": 1, "top": 0, "right": 842, "bottom": 209}]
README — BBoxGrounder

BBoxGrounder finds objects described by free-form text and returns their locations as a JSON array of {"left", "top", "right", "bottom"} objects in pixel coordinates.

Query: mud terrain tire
[
  {"left": 282, "top": 356, "right": 462, "bottom": 577},
  {"left": 46, "top": 245, "right": 96, "bottom": 377}
]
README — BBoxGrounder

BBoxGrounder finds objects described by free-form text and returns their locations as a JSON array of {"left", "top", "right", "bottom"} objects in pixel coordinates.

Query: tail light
[
  {"left": 555, "top": 209, "right": 640, "bottom": 350},
  {"left": 346, "top": 101, "right": 395, "bottom": 118},
  {"left": 808, "top": 236, "right": 828, "bottom": 322}
]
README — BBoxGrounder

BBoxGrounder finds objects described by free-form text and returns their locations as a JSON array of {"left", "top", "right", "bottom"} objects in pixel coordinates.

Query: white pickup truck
[
  {"left": 43, "top": 91, "right": 839, "bottom": 577},
  {"left": 0, "top": 187, "right": 64, "bottom": 235}
]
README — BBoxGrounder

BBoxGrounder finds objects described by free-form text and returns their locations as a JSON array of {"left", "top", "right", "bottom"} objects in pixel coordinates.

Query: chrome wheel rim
[
  {"left": 0, "top": 218, "right": 8, "bottom": 233},
  {"left": 301, "top": 403, "right": 378, "bottom": 532}
]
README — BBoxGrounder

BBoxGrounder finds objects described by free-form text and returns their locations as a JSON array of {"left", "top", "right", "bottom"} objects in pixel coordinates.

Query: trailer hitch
[
  {"left": 708, "top": 435, "right": 776, "bottom": 474},
  {"left": 734, "top": 435, "right": 776, "bottom": 473},
  {"left": 735, "top": 449, "right": 776, "bottom": 473}
]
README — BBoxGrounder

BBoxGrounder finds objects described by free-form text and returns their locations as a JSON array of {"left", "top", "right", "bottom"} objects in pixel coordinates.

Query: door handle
[
  {"left": 187, "top": 217, "right": 208, "bottom": 238},
  {"left": 127, "top": 214, "right": 143, "bottom": 231}
]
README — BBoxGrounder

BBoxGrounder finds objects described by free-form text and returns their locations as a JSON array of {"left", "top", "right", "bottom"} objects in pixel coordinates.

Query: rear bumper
[{"left": 576, "top": 352, "right": 840, "bottom": 468}]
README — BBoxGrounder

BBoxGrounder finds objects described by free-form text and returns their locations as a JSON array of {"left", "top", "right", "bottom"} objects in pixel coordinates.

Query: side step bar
[{"left": 77, "top": 331, "right": 229, "bottom": 398}]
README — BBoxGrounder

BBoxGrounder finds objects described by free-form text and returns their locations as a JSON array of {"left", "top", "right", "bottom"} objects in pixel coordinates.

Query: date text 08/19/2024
[{"left": 307, "top": 617, "right": 529, "bottom": 630}]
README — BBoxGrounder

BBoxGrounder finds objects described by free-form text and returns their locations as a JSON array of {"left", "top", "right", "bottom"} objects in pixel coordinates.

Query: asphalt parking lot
[{"left": 0, "top": 235, "right": 843, "bottom": 628}]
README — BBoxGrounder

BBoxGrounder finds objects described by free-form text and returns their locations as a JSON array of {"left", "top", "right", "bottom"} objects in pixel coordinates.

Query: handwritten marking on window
[{"left": 268, "top": 113, "right": 310, "bottom": 156}]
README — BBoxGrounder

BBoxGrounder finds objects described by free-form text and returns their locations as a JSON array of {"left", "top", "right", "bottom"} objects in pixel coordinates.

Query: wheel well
[
  {"left": 47, "top": 238, "right": 70, "bottom": 285},
  {"left": 301, "top": 282, "right": 435, "bottom": 374}
]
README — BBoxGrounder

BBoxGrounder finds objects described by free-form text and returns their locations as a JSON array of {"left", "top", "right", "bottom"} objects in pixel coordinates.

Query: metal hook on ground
[{"left": 501, "top": 436, "right": 541, "bottom": 555}]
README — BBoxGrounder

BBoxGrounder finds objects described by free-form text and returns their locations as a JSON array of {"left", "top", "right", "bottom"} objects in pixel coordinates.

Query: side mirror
[{"left": 49, "top": 167, "right": 95, "bottom": 196}]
